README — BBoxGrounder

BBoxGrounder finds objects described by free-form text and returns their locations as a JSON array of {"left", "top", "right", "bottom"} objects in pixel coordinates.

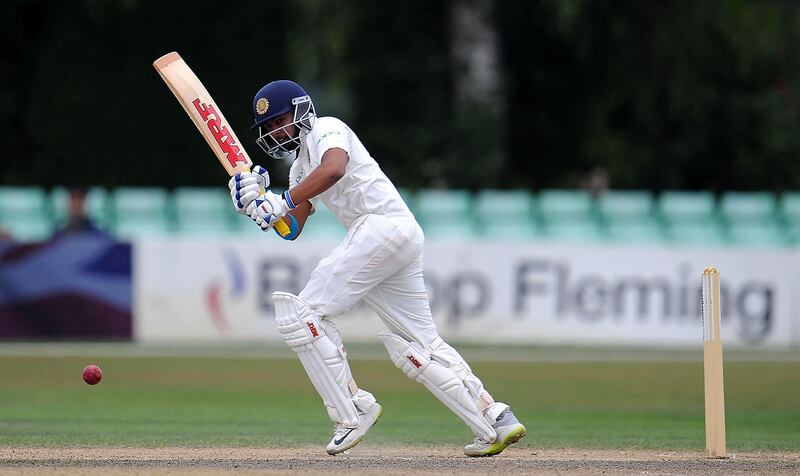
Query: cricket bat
[{"left": 153, "top": 51, "right": 290, "bottom": 236}]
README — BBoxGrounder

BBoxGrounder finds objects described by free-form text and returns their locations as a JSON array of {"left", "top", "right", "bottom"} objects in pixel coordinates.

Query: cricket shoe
[
  {"left": 464, "top": 408, "right": 526, "bottom": 457},
  {"left": 326, "top": 403, "right": 383, "bottom": 455}
]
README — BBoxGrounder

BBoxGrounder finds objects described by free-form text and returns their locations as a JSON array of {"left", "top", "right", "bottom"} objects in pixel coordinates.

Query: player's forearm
[
  {"left": 286, "top": 163, "right": 344, "bottom": 204},
  {"left": 290, "top": 149, "right": 347, "bottom": 203},
  {"left": 287, "top": 202, "right": 313, "bottom": 228},
  {"left": 285, "top": 148, "right": 348, "bottom": 205}
]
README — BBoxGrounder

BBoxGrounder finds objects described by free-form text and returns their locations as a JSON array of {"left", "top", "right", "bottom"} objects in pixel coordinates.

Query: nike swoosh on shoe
[{"left": 334, "top": 428, "right": 355, "bottom": 445}]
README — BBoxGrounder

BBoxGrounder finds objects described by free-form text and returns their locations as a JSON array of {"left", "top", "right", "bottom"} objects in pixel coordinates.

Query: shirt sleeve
[
  {"left": 311, "top": 118, "right": 350, "bottom": 162},
  {"left": 287, "top": 159, "right": 303, "bottom": 190}
]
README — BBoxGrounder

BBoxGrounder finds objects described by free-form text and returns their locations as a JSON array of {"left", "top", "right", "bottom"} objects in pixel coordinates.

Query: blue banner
[{"left": 0, "top": 232, "right": 132, "bottom": 339}]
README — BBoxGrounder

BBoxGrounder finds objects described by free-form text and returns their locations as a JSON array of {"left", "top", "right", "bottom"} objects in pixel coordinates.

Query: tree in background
[
  {"left": 496, "top": 0, "right": 800, "bottom": 191},
  {"left": 5, "top": 0, "right": 291, "bottom": 188},
  {"left": 340, "top": 0, "right": 452, "bottom": 188},
  {"left": 0, "top": 0, "right": 56, "bottom": 185},
  {"left": 2, "top": 0, "right": 800, "bottom": 191},
  {"left": 446, "top": 0, "right": 506, "bottom": 189}
]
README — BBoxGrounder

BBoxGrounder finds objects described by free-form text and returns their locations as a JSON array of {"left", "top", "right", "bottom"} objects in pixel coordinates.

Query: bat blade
[
  {"left": 153, "top": 51, "right": 252, "bottom": 176},
  {"left": 153, "top": 52, "right": 291, "bottom": 237}
]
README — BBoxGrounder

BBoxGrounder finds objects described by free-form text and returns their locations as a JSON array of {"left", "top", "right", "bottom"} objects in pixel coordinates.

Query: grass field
[{"left": 1, "top": 344, "right": 798, "bottom": 453}]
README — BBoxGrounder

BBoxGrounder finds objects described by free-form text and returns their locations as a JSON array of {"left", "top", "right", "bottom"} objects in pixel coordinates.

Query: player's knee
[
  {"left": 427, "top": 337, "right": 473, "bottom": 375},
  {"left": 273, "top": 291, "right": 324, "bottom": 349},
  {"left": 378, "top": 332, "right": 430, "bottom": 380},
  {"left": 319, "top": 318, "right": 343, "bottom": 348},
  {"left": 297, "top": 288, "right": 322, "bottom": 312}
]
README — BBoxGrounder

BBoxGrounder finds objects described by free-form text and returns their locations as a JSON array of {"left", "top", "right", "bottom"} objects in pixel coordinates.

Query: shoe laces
[
  {"left": 333, "top": 423, "right": 353, "bottom": 439},
  {"left": 470, "top": 436, "right": 490, "bottom": 446}
]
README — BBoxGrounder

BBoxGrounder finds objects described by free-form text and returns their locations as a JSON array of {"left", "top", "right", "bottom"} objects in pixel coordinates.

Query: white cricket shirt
[{"left": 288, "top": 116, "right": 414, "bottom": 228}]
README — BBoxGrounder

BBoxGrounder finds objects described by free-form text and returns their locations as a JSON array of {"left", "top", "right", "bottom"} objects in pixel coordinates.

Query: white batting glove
[
  {"left": 249, "top": 210, "right": 275, "bottom": 232},
  {"left": 228, "top": 166, "right": 270, "bottom": 215},
  {"left": 249, "top": 190, "right": 291, "bottom": 231},
  {"left": 228, "top": 174, "right": 259, "bottom": 215}
]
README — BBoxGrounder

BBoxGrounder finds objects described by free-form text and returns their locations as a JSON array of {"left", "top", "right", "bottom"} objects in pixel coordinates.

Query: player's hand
[
  {"left": 228, "top": 166, "right": 270, "bottom": 215},
  {"left": 250, "top": 190, "right": 290, "bottom": 231},
  {"left": 249, "top": 208, "right": 277, "bottom": 232}
]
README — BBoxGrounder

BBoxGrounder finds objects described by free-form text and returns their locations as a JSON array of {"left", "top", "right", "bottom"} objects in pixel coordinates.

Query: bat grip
[{"left": 274, "top": 216, "right": 291, "bottom": 237}]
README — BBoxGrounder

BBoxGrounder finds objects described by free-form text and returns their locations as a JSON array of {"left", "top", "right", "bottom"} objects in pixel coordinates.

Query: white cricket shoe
[
  {"left": 326, "top": 403, "right": 383, "bottom": 455},
  {"left": 464, "top": 408, "right": 526, "bottom": 457}
]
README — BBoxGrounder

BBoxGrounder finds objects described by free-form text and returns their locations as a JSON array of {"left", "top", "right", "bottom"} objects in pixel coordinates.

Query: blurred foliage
[
  {"left": 1, "top": 0, "right": 799, "bottom": 191},
  {"left": 498, "top": 0, "right": 800, "bottom": 191}
]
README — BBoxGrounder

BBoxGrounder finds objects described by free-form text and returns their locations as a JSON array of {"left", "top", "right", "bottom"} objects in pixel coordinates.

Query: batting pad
[
  {"left": 379, "top": 332, "right": 497, "bottom": 442},
  {"left": 426, "top": 337, "right": 509, "bottom": 422},
  {"left": 273, "top": 291, "right": 359, "bottom": 427}
]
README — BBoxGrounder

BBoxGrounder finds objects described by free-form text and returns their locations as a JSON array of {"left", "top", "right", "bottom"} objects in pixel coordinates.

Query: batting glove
[
  {"left": 249, "top": 209, "right": 277, "bottom": 232},
  {"left": 250, "top": 190, "right": 292, "bottom": 232},
  {"left": 228, "top": 165, "right": 270, "bottom": 215}
]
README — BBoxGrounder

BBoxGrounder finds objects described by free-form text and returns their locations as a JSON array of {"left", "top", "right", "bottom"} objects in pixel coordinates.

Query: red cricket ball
[{"left": 82, "top": 364, "right": 103, "bottom": 385}]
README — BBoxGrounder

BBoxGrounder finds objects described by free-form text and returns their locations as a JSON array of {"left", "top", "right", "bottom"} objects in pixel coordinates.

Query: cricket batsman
[{"left": 228, "top": 80, "right": 526, "bottom": 456}]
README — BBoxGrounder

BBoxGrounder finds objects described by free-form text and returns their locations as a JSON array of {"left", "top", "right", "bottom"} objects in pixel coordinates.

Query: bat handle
[
  {"left": 272, "top": 211, "right": 293, "bottom": 237},
  {"left": 236, "top": 165, "right": 291, "bottom": 238}
]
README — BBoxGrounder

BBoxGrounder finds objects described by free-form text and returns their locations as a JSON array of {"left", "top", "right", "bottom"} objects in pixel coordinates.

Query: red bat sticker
[{"left": 192, "top": 98, "right": 246, "bottom": 167}]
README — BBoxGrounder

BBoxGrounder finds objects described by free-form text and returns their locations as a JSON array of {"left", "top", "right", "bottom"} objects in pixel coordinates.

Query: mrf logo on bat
[{"left": 192, "top": 98, "right": 246, "bottom": 168}]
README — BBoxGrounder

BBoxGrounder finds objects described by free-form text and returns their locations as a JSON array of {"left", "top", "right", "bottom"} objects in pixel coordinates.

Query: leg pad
[
  {"left": 274, "top": 291, "right": 359, "bottom": 427},
  {"left": 379, "top": 332, "right": 496, "bottom": 441}
]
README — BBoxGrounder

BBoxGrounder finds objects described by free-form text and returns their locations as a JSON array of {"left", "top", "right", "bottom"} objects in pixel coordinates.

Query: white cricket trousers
[{"left": 298, "top": 214, "right": 439, "bottom": 347}]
